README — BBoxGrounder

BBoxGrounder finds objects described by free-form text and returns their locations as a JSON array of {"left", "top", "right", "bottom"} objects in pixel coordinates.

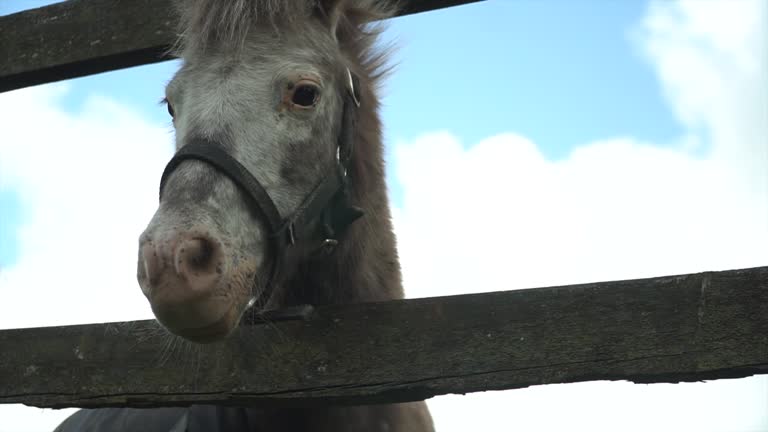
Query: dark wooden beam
[
  {"left": 1, "top": 266, "right": 766, "bottom": 409},
  {"left": 0, "top": 0, "right": 486, "bottom": 93}
]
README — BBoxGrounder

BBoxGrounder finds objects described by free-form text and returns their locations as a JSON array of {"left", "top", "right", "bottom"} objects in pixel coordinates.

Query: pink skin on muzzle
[{"left": 137, "top": 229, "right": 245, "bottom": 342}]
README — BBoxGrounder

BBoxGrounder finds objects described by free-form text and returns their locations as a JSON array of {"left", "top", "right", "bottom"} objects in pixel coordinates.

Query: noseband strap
[
  {"left": 161, "top": 142, "right": 284, "bottom": 238},
  {"left": 158, "top": 69, "right": 364, "bottom": 307}
]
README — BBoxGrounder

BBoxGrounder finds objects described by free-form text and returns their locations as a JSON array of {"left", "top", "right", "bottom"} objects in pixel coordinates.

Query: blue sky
[
  {"left": 0, "top": 0, "right": 682, "bottom": 269},
  {"left": 0, "top": 0, "right": 682, "bottom": 153}
]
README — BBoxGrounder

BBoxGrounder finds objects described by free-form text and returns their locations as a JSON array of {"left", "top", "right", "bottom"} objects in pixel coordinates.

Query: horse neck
[{"left": 280, "top": 92, "right": 404, "bottom": 307}]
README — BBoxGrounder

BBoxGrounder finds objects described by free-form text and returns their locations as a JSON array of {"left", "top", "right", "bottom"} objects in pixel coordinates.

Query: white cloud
[
  {"left": 0, "top": 84, "right": 174, "bottom": 430},
  {"left": 0, "top": 85, "right": 174, "bottom": 328},
  {"left": 394, "top": 1, "right": 767, "bottom": 431}
]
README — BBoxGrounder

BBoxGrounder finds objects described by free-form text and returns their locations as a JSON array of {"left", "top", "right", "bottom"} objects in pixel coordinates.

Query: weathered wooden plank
[
  {"left": 1, "top": 266, "right": 766, "bottom": 409},
  {"left": 0, "top": 0, "right": 486, "bottom": 93}
]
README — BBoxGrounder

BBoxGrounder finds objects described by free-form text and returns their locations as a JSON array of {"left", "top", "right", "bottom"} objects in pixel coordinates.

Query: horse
[{"left": 53, "top": 0, "right": 434, "bottom": 430}]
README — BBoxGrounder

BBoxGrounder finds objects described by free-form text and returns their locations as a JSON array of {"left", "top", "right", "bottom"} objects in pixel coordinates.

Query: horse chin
[
  {"left": 171, "top": 310, "right": 239, "bottom": 343},
  {"left": 148, "top": 274, "right": 257, "bottom": 344},
  {"left": 156, "top": 297, "right": 243, "bottom": 344}
]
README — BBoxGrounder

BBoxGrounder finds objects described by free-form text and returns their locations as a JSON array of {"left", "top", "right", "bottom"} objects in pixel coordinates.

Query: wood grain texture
[
  {"left": 0, "top": 0, "right": 486, "bottom": 93},
  {"left": 1, "top": 266, "right": 766, "bottom": 409}
]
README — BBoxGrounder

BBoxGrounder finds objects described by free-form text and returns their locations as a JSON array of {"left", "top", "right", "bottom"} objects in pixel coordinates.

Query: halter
[{"left": 158, "top": 68, "right": 364, "bottom": 309}]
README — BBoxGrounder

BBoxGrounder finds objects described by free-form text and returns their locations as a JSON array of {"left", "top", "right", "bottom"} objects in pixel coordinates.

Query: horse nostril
[{"left": 174, "top": 236, "right": 221, "bottom": 280}]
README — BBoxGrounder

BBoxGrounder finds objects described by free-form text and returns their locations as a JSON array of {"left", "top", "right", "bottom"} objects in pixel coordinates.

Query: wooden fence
[
  {"left": 0, "top": 0, "right": 766, "bottom": 410},
  {"left": 0, "top": 0, "right": 485, "bottom": 93}
]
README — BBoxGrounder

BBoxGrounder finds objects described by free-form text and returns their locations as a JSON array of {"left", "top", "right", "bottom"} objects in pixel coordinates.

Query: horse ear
[{"left": 316, "top": 0, "right": 347, "bottom": 40}]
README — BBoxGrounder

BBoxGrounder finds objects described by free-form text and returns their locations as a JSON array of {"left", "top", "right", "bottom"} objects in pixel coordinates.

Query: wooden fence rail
[
  {"left": 0, "top": 0, "right": 485, "bottom": 93},
  {"left": 1, "top": 266, "right": 766, "bottom": 409}
]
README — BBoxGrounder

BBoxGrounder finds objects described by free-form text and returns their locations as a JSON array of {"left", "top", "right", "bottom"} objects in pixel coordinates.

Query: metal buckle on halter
[
  {"left": 336, "top": 146, "right": 347, "bottom": 178},
  {"left": 318, "top": 238, "right": 338, "bottom": 255},
  {"left": 287, "top": 222, "right": 297, "bottom": 245},
  {"left": 345, "top": 68, "right": 361, "bottom": 108}
]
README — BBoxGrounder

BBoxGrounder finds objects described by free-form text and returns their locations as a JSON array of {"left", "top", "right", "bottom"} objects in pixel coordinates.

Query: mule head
[{"left": 136, "top": 0, "right": 386, "bottom": 343}]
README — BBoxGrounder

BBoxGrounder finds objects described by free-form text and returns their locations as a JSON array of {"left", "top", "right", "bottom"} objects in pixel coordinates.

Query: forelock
[
  {"left": 173, "top": 0, "right": 316, "bottom": 54},
  {"left": 173, "top": 0, "right": 397, "bottom": 54}
]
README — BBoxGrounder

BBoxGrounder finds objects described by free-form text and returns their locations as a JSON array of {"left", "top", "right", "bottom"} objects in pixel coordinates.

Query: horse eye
[
  {"left": 291, "top": 84, "right": 319, "bottom": 108},
  {"left": 166, "top": 101, "right": 175, "bottom": 118}
]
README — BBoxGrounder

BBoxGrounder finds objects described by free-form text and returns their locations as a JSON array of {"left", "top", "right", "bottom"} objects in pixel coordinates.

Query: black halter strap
[{"left": 158, "top": 68, "right": 364, "bottom": 307}]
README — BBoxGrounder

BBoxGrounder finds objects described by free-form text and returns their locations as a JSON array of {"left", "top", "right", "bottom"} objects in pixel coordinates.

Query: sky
[{"left": 0, "top": 0, "right": 766, "bottom": 431}]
